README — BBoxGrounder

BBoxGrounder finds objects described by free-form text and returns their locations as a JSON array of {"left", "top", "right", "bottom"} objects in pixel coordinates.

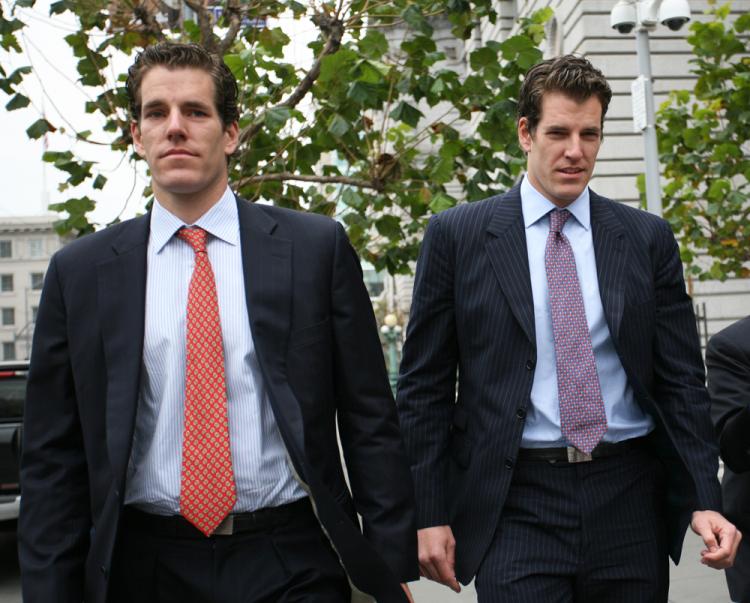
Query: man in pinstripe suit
[
  {"left": 19, "top": 43, "right": 416, "bottom": 603},
  {"left": 397, "top": 55, "right": 739, "bottom": 601}
]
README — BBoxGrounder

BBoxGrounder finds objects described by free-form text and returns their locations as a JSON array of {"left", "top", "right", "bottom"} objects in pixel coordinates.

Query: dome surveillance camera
[
  {"left": 659, "top": 0, "right": 691, "bottom": 31},
  {"left": 611, "top": 0, "right": 637, "bottom": 34}
]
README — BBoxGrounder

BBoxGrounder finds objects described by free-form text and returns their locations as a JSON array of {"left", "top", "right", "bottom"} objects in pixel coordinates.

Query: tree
[
  {"left": 656, "top": 1, "right": 750, "bottom": 281},
  {"left": 1, "top": 0, "right": 550, "bottom": 274}
]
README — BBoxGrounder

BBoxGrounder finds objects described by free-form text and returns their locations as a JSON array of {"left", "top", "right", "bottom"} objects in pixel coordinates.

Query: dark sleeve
[
  {"left": 396, "top": 215, "right": 458, "bottom": 529},
  {"left": 329, "top": 222, "right": 418, "bottom": 582},
  {"left": 649, "top": 220, "right": 721, "bottom": 510},
  {"left": 18, "top": 255, "right": 90, "bottom": 602},
  {"left": 707, "top": 325, "right": 750, "bottom": 473}
]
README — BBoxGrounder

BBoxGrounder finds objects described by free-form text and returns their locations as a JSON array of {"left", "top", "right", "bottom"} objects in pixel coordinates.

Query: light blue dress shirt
[
  {"left": 125, "top": 187, "right": 305, "bottom": 514},
  {"left": 520, "top": 176, "right": 653, "bottom": 447}
]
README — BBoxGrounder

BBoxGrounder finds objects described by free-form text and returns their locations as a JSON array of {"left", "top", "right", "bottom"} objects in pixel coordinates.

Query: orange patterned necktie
[{"left": 176, "top": 226, "right": 236, "bottom": 536}]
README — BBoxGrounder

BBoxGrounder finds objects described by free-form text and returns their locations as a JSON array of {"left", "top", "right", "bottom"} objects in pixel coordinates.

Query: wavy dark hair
[
  {"left": 126, "top": 42, "right": 239, "bottom": 126},
  {"left": 518, "top": 55, "right": 612, "bottom": 135}
]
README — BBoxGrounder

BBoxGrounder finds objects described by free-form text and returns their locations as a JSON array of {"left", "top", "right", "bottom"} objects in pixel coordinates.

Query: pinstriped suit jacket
[{"left": 397, "top": 184, "right": 722, "bottom": 584}]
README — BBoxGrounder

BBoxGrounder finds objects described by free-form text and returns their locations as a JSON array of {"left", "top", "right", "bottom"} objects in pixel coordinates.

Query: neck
[{"left": 153, "top": 179, "right": 228, "bottom": 224}]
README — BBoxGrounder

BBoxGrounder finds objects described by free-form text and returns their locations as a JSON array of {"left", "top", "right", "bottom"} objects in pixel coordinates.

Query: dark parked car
[{"left": 0, "top": 361, "right": 26, "bottom": 522}]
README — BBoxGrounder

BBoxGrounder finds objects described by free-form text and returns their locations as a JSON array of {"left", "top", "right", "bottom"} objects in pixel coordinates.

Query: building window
[
  {"left": 28, "top": 239, "right": 43, "bottom": 258},
  {"left": 2, "top": 341, "right": 15, "bottom": 360},
  {"left": 0, "top": 241, "right": 11, "bottom": 258},
  {"left": 1, "top": 308, "right": 14, "bottom": 326},
  {"left": 363, "top": 268, "right": 385, "bottom": 299},
  {"left": 0, "top": 274, "right": 12, "bottom": 292},
  {"left": 32, "top": 306, "right": 38, "bottom": 322},
  {"left": 30, "top": 272, "right": 44, "bottom": 290}
]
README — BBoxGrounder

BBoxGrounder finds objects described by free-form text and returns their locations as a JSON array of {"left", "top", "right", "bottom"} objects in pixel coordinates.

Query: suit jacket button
[
  {"left": 516, "top": 408, "right": 526, "bottom": 420},
  {"left": 504, "top": 458, "right": 514, "bottom": 470},
  {"left": 525, "top": 359, "right": 535, "bottom": 370}
]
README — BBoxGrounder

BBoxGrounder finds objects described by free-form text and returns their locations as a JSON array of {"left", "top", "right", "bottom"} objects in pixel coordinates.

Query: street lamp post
[
  {"left": 380, "top": 313, "right": 402, "bottom": 395},
  {"left": 610, "top": 0, "right": 692, "bottom": 217}
]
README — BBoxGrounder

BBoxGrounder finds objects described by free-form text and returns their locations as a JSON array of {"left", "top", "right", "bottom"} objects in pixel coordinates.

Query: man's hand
[
  {"left": 691, "top": 510, "right": 742, "bottom": 569},
  {"left": 417, "top": 525, "right": 461, "bottom": 592},
  {"left": 401, "top": 583, "right": 414, "bottom": 602}
]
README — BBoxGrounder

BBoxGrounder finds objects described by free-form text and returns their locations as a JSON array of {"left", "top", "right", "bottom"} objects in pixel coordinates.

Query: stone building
[{"left": 0, "top": 217, "right": 63, "bottom": 361}]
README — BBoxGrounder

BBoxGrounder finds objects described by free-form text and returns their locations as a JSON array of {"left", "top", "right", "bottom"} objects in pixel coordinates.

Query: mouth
[
  {"left": 161, "top": 149, "right": 197, "bottom": 158},
  {"left": 557, "top": 167, "right": 586, "bottom": 175}
]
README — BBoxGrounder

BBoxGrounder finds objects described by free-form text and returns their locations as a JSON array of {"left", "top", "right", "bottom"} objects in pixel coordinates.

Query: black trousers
[
  {"left": 108, "top": 500, "right": 351, "bottom": 603},
  {"left": 475, "top": 447, "right": 669, "bottom": 603}
]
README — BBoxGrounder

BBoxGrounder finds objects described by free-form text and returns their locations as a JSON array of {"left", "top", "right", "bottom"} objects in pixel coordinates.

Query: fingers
[
  {"left": 400, "top": 583, "right": 414, "bottom": 603},
  {"left": 417, "top": 526, "right": 462, "bottom": 593},
  {"left": 692, "top": 511, "right": 742, "bottom": 570}
]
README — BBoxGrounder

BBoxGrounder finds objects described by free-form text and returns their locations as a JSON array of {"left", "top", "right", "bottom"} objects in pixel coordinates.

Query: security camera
[
  {"left": 611, "top": 0, "right": 637, "bottom": 34},
  {"left": 659, "top": 0, "right": 691, "bottom": 31}
]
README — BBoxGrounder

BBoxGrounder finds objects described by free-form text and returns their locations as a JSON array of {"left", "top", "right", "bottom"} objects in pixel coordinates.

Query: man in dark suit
[
  {"left": 397, "top": 54, "right": 739, "bottom": 601},
  {"left": 19, "top": 42, "right": 416, "bottom": 603},
  {"left": 708, "top": 316, "right": 750, "bottom": 602}
]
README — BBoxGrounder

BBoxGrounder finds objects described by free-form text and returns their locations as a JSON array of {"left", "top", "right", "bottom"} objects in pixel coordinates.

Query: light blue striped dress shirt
[
  {"left": 519, "top": 176, "right": 654, "bottom": 447},
  {"left": 125, "top": 187, "right": 305, "bottom": 514}
]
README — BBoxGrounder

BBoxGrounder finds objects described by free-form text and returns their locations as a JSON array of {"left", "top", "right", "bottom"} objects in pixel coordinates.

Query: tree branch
[
  {"left": 236, "top": 172, "right": 382, "bottom": 191},
  {"left": 183, "top": 0, "right": 216, "bottom": 51},
  {"left": 133, "top": 1, "right": 166, "bottom": 41},
  {"left": 238, "top": 11, "right": 344, "bottom": 147}
]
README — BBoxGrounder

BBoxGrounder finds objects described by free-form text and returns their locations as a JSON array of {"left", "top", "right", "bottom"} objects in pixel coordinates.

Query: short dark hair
[
  {"left": 517, "top": 55, "right": 612, "bottom": 134},
  {"left": 126, "top": 42, "right": 239, "bottom": 126}
]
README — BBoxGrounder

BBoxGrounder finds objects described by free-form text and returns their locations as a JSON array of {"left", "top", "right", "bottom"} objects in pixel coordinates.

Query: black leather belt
[
  {"left": 121, "top": 497, "right": 314, "bottom": 538},
  {"left": 517, "top": 437, "right": 647, "bottom": 464}
]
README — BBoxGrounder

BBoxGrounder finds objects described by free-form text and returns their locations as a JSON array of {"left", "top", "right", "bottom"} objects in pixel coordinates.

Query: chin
[{"left": 154, "top": 175, "right": 209, "bottom": 195}]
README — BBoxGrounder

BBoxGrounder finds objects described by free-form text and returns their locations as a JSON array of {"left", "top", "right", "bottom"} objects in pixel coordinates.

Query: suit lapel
[
  {"left": 590, "top": 191, "right": 627, "bottom": 342},
  {"left": 97, "top": 216, "right": 149, "bottom": 484},
  {"left": 236, "top": 198, "right": 305, "bottom": 451},
  {"left": 485, "top": 186, "right": 536, "bottom": 344}
]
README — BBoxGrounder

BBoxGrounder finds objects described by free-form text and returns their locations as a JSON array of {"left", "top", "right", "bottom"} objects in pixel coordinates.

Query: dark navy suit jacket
[
  {"left": 397, "top": 185, "right": 721, "bottom": 584},
  {"left": 19, "top": 197, "right": 417, "bottom": 602}
]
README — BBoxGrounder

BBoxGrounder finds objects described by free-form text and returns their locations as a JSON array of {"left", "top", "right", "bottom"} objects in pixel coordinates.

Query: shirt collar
[
  {"left": 150, "top": 186, "right": 239, "bottom": 253},
  {"left": 520, "top": 175, "right": 591, "bottom": 231}
]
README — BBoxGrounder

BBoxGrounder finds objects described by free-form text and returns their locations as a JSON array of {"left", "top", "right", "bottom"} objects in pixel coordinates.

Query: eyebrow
[
  {"left": 141, "top": 99, "right": 214, "bottom": 112},
  {"left": 543, "top": 125, "right": 602, "bottom": 135}
]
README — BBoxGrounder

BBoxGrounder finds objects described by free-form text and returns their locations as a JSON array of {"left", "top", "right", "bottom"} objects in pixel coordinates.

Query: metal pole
[
  {"left": 386, "top": 331, "right": 399, "bottom": 395},
  {"left": 635, "top": 27, "right": 663, "bottom": 217}
]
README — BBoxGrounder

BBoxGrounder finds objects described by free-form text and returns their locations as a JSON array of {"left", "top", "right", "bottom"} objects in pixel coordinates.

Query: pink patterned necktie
[
  {"left": 176, "top": 226, "right": 236, "bottom": 536},
  {"left": 545, "top": 209, "right": 607, "bottom": 454}
]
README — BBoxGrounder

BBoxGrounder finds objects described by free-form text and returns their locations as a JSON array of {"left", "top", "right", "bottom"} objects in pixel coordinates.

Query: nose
[
  {"left": 565, "top": 136, "right": 583, "bottom": 160},
  {"left": 165, "top": 109, "right": 186, "bottom": 139}
]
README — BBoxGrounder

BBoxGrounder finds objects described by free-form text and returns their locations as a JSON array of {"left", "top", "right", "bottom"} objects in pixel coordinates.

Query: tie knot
[
  {"left": 549, "top": 209, "right": 571, "bottom": 234},
  {"left": 177, "top": 226, "right": 208, "bottom": 253}
]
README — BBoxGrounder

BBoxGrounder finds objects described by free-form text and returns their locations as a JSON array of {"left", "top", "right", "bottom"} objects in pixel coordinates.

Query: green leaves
[
  {"left": 389, "top": 101, "right": 423, "bottom": 128},
  {"left": 5, "top": 91, "right": 29, "bottom": 110},
  {"left": 26, "top": 118, "right": 55, "bottom": 139},
  {"left": 657, "top": 1, "right": 750, "bottom": 281},
  {"left": 0, "top": 0, "right": 549, "bottom": 274}
]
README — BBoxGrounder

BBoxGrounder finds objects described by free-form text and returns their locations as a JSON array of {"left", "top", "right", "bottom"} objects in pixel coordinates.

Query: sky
[{"left": 0, "top": 0, "right": 315, "bottom": 225}]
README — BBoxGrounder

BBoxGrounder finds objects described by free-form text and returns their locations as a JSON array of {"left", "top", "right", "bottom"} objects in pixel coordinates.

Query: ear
[
  {"left": 131, "top": 121, "right": 145, "bottom": 157},
  {"left": 224, "top": 121, "right": 239, "bottom": 156},
  {"left": 517, "top": 117, "right": 533, "bottom": 154}
]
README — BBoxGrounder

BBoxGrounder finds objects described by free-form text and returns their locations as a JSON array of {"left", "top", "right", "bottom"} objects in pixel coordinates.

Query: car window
[{"left": 0, "top": 372, "right": 25, "bottom": 421}]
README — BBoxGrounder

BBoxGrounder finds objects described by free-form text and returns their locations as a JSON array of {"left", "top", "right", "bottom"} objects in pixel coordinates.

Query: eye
[
  {"left": 188, "top": 109, "right": 209, "bottom": 117},
  {"left": 144, "top": 109, "right": 165, "bottom": 119}
]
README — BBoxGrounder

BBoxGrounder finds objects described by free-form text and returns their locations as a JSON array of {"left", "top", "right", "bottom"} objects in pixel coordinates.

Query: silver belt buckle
[
  {"left": 566, "top": 447, "right": 593, "bottom": 463},
  {"left": 213, "top": 515, "right": 234, "bottom": 536}
]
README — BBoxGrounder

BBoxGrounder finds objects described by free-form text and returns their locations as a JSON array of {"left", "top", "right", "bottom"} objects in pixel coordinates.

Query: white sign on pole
[{"left": 631, "top": 75, "right": 648, "bottom": 133}]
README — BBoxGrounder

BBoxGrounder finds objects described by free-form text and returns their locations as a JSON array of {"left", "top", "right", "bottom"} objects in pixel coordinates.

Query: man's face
[
  {"left": 131, "top": 66, "right": 238, "bottom": 204},
  {"left": 518, "top": 92, "right": 603, "bottom": 208}
]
